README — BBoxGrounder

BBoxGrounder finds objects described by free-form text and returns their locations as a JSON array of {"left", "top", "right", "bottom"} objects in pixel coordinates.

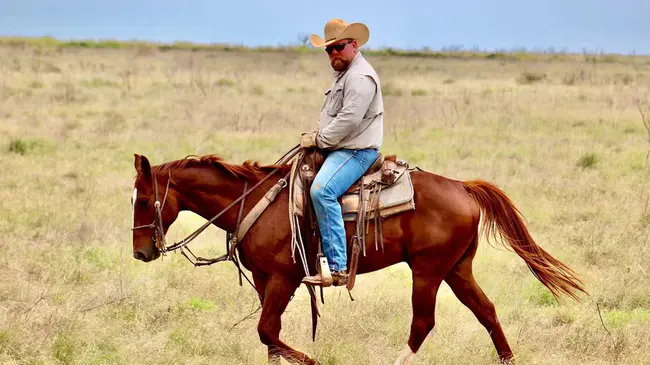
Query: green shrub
[
  {"left": 214, "top": 78, "right": 235, "bottom": 87},
  {"left": 8, "top": 138, "right": 29, "bottom": 155},
  {"left": 28, "top": 80, "right": 44, "bottom": 89},
  {"left": 382, "top": 82, "right": 402, "bottom": 96},
  {"left": 187, "top": 297, "right": 216, "bottom": 311},
  {"left": 7, "top": 137, "right": 54, "bottom": 155},
  {"left": 411, "top": 88, "right": 427, "bottom": 96},
  {"left": 517, "top": 71, "right": 547, "bottom": 84},
  {"left": 526, "top": 282, "right": 557, "bottom": 306},
  {"left": 53, "top": 332, "right": 75, "bottom": 364},
  {"left": 577, "top": 153, "right": 599, "bottom": 169},
  {"left": 82, "top": 78, "right": 119, "bottom": 88}
]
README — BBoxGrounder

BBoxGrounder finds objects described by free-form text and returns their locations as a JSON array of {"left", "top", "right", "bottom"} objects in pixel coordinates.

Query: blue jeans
[{"left": 310, "top": 148, "right": 380, "bottom": 272}]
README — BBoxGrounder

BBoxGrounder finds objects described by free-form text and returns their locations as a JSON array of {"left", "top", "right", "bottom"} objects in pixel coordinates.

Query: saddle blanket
[{"left": 341, "top": 169, "right": 415, "bottom": 221}]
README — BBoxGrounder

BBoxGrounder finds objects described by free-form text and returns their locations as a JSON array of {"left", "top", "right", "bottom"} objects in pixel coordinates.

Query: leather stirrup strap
[
  {"left": 347, "top": 183, "right": 367, "bottom": 291},
  {"left": 346, "top": 236, "right": 360, "bottom": 291}
]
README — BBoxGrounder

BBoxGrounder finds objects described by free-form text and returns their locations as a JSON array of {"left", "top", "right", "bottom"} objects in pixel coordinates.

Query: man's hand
[{"left": 300, "top": 131, "right": 318, "bottom": 149}]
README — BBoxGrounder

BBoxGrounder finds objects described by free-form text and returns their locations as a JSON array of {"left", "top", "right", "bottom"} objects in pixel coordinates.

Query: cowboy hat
[{"left": 310, "top": 18, "right": 369, "bottom": 48}]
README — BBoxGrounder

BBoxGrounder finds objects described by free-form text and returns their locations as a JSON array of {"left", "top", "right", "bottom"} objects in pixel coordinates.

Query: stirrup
[
  {"left": 317, "top": 254, "right": 333, "bottom": 287},
  {"left": 301, "top": 255, "right": 333, "bottom": 287}
]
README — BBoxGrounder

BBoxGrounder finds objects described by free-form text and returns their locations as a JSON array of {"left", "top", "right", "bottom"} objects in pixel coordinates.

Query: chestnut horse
[{"left": 131, "top": 152, "right": 586, "bottom": 364}]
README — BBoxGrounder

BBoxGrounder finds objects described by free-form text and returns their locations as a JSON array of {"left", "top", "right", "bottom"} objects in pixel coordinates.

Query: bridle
[
  {"left": 130, "top": 146, "right": 320, "bottom": 330},
  {"left": 131, "top": 172, "right": 172, "bottom": 255},
  {"left": 130, "top": 147, "right": 299, "bottom": 267}
]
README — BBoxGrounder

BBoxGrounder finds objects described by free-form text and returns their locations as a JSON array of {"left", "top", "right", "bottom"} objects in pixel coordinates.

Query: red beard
[{"left": 330, "top": 57, "right": 350, "bottom": 72}]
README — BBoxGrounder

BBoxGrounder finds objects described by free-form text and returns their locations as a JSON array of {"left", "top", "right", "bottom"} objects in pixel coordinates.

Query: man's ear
[{"left": 134, "top": 154, "right": 152, "bottom": 181}]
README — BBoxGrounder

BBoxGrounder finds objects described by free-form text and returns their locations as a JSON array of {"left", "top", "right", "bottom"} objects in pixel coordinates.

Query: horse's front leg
[
  {"left": 251, "top": 273, "right": 280, "bottom": 364},
  {"left": 257, "top": 274, "right": 317, "bottom": 365}
]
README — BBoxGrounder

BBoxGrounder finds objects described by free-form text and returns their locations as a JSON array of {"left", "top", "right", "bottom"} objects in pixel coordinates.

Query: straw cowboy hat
[{"left": 310, "top": 18, "right": 370, "bottom": 48}]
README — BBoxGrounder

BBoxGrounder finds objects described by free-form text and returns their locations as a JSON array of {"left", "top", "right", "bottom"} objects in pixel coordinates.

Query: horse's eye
[{"left": 139, "top": 199, "right": 149, "bottom": 207}]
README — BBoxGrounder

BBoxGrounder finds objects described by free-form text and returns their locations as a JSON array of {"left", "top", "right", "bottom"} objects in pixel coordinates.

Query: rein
[
  {"left": 132, "top": 167, "right": 288, "bottom": 257},
  {"left": 131, "top": 147, "right": 300, "bottom": 290}
]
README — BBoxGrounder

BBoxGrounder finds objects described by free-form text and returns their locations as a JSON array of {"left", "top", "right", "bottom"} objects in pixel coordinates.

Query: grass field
[{"left": 1, "top": 40, "right": 649, "bottom": 364}]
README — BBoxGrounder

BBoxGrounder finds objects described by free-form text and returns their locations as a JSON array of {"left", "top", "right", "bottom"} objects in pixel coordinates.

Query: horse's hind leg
[
  {"left": 395, "top": 260, "right": 444, "bottom": 365},
  {"left": 444, "top": 237, "right": 514, "bottom": 362}
]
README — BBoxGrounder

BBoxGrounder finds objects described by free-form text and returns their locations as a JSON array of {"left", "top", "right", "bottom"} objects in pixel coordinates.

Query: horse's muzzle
[
  {"left": 133, "top": 245, "right": 160, "bottom": 262},
  {"left": 133, "top": 251, "right": 148, "bottom": 261}
]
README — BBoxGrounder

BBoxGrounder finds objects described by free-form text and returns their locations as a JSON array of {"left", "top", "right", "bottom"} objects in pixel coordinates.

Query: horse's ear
[{"left": 134, "top": 154, "right": 152, "bottom": 180}]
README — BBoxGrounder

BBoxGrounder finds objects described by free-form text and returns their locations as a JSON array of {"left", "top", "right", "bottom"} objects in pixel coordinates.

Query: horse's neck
[{"left": 173, "top": 166, "right": 250, "bottom": 233}]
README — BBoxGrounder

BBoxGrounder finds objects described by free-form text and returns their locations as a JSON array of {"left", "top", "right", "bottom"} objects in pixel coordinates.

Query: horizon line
[{"left": 1, "top": 34, "right": 649, "bottom": 57}]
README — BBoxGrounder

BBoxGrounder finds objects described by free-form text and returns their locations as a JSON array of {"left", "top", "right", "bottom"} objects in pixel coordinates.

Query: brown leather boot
[
  {"left": 302, "top": 272, "right": 324, "bottom": 285},
  {"left": 331, "top": 270, "right": 348, "bottom": 287},
  {"left": 301, "top": 271, "right": 333, "bottom": 287},
  {"left": 302, "top": 271, "right": 348, "bottom": 287}
]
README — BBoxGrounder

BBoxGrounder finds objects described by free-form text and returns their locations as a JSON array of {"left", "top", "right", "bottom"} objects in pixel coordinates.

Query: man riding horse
[
  {"left": 299, "top": 18, "right": 384, "bottom": 287},
  {"left": 130, "top": 16, "right": 588, "bottom": 365}
]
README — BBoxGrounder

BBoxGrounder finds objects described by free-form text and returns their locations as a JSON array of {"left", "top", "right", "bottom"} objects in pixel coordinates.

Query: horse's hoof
[{"left": 297, "top": 356, "right": 319, "bottom": 365}]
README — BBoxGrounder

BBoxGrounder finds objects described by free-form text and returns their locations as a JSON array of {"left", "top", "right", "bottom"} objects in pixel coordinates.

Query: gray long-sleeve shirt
[{"left": 315, "top": 52, "right": 384, "bottom": 150}]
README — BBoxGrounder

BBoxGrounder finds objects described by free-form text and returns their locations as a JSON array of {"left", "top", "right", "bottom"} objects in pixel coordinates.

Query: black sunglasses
[{"left": 326, "top": 40, "right": 353, "bottom": 54}]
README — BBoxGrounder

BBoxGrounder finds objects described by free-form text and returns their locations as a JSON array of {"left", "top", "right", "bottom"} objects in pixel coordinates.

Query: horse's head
[{"left": 131, "top": 154, "right": 181, "bottom": 262}]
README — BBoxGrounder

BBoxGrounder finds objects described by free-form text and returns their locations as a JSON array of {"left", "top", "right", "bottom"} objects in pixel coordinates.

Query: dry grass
[{"left": 0, "top": 44, "right": 649, "bottom": 365}]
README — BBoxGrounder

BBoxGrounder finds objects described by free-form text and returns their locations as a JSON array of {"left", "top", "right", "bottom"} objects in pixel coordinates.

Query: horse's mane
[{"left": 152, "top": 154, "right": 291, "bottom": 180}]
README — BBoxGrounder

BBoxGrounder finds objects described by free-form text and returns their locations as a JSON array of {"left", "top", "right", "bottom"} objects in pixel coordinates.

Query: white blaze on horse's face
[{"left": 132, "top": 187, "right": 138, "bottom": 228}]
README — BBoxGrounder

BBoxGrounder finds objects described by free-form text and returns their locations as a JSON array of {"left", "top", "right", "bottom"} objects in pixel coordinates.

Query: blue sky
[{"left": 2, "top": 0, "right": 649, "bottom": 54}]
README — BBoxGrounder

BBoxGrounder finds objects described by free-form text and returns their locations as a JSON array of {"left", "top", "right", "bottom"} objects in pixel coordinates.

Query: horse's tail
[{"left": 463, "top": 179, "right": 588, "bottom": 301}]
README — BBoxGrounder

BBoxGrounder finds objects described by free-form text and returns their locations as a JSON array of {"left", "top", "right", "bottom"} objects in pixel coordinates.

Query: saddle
[
  {"left": 293, "top": 152, "right": 414, "bottom": 221},
  {"left": 292, "top": 150, "right": 416, "bottom": 290}
]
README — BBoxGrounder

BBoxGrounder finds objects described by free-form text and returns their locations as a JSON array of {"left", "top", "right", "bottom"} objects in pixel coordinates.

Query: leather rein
[
  {"left": 132, "top": 167, "right": 288, "bottom": 254},
  {"left": 130, "top": 147, "right": 320, "bottom": 342},
  {"left": 131, "top": 148, "right": 299, "bottom": 292}
]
